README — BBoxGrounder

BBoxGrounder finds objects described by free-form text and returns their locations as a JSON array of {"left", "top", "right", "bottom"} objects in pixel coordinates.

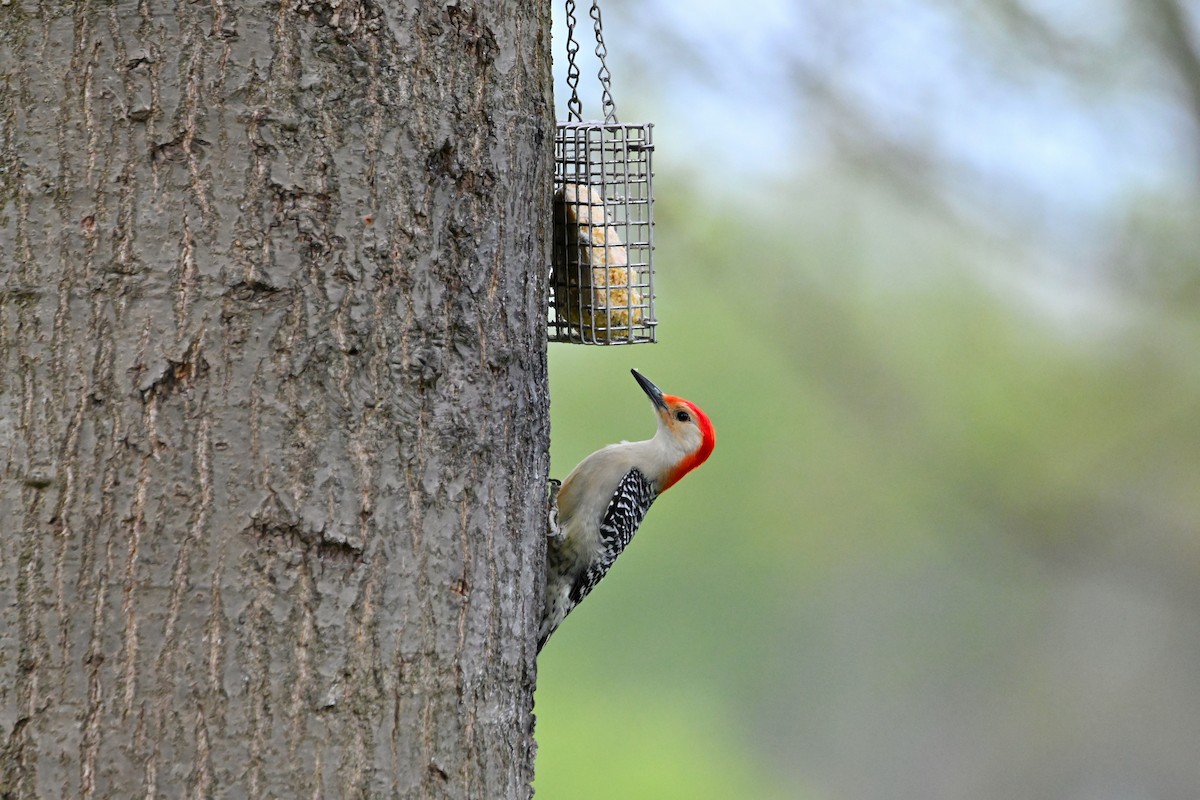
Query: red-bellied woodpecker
[{"left": 539, "top": 370, "right": 716, "bottom": 651}]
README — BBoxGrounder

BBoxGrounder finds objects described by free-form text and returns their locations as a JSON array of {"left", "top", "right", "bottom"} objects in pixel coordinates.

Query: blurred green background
[{"left": 534, "top": 2, "right": 1200, "bottom": 798}]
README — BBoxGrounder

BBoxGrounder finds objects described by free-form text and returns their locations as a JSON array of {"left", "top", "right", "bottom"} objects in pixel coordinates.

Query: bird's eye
[{"left": 674, "top": 410, "right": 691, "bottom": 423}]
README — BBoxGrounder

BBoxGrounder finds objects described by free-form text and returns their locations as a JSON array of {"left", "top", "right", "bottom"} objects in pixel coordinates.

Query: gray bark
[{"left": 0, "top": 0, "right": 552, "bottom": 797}]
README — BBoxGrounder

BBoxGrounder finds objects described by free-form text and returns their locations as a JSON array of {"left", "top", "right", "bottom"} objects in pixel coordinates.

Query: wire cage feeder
[{"left": 549, "top": 0, "right": 656, "bottom": 345}]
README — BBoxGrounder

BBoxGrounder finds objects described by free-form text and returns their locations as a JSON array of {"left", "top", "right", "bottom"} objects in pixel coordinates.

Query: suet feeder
[{"left": 548, "top": 0, "right": 656, "bottom": 345}]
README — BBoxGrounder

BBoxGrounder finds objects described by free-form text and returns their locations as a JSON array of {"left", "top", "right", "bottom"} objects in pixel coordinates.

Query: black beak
[{"left": 631, "top": 369, "right": 668, "bottom": 411}]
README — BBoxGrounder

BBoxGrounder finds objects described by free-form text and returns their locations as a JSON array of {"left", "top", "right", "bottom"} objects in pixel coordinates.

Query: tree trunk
[{"left": 0, "top": 1, "right": 552, "bottom": 797}]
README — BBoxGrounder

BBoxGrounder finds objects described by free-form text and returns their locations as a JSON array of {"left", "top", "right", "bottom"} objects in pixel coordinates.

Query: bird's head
[{"left": 632, "top": 369, "right": 716, "bottom": 492}]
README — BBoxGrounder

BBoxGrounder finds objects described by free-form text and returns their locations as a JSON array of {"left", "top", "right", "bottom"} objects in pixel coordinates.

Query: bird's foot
[{"left": 547, "top": 479, "right": 563, "bottom": 543}]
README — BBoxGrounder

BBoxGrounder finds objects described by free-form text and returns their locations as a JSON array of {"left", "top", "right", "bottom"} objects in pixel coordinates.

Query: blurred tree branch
[{"left": 1143, "top": 0, "right": 1200, "bottom": 144}]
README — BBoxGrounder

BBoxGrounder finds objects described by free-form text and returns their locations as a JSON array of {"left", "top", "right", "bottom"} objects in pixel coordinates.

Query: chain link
[
  {"left": 564, "top": 0, "right": 583, "bottom": 121},
  {"left": 561, "top": 0, "right": 618, "bottom": 122},
  {"left": 589, "top": 0, "right": 618, "bottom": 123}
]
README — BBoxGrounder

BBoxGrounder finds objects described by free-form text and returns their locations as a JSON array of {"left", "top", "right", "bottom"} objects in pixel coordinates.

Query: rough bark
[{"left": 0, "top": 0, "right": 552, "bottom": 797}]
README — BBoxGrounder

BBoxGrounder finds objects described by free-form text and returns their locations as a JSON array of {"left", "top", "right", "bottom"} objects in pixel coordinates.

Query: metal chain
[
  {"left": 564, "top": 0, "right": 583, "bottom": 121},
  {"left": 589, "top": 0, "right": 618, "bottom": 123},
  {"left": 562, "top": 0, "right": 618, "bottom": 122}
]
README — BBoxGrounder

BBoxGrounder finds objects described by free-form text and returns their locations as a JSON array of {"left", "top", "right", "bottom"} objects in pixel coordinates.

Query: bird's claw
[{"left": 547, "top": 479, "right": 563, "bottom": 542}]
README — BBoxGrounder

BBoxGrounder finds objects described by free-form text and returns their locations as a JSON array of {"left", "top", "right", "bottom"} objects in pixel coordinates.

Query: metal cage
[{"left": 549, "top": 122, "right": 655, "bottom": 345}]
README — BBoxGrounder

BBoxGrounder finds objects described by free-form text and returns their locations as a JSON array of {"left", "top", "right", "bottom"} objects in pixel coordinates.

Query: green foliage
[
  {"left": 534, "top": 681, "right": 805, "bottom": 800},
  {"left": 535, "top": 170, "right": 1200, "bottom": 797}
]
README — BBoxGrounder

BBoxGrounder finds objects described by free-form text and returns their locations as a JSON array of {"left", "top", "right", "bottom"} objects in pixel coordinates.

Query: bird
[{"left": 539, "top": 369, "right": 716, "bottom": 651}]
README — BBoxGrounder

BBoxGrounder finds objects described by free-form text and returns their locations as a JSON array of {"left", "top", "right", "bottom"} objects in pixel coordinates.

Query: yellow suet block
[{"left": 552, "top": 183, "right": 645, "bottom": 340}]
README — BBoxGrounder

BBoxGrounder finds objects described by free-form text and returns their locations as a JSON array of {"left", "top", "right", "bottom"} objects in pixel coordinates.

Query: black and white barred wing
[{"left": 568, "top": 468, "right": 657, "bottom": 607}]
